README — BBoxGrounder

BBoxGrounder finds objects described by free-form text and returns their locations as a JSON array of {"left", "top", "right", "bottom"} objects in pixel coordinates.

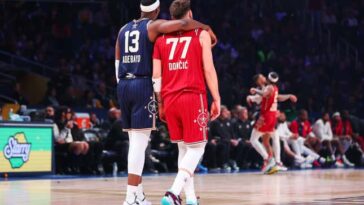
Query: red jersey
[
  {"left": 332, "top": 119, "right": 353, "bottom": 136},
  {"left": 260, "top": 85, "right": 279, "bottom": 114},
  {"left": 290, "top": 120, "right": 313, "bottom": 138},
  {"left": 153, "top": 29, "right": 206, "bottom": 110}
]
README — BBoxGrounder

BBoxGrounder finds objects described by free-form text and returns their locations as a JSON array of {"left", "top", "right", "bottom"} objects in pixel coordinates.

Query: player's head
[
  {"left": 332, "top": 112, "right": 341, "bottom": 122},
  {"left": 298, "top": 109, "right": 308, "bottom": 121},
  {"left": 238, "top": 107, "right": 248, "bottom": 121},
  {"left": 140, "top": 0, "right": 160, "bottom": 20},
  {"left": 169, "top": 0, "right": 192, "bottom": 20},
  {"left": 267, "top": 72, "right": 279, "bottom": 84},
  {"left": 220, "top": 105, "right": 230, "bottom": 120},
  {"left": 322, "top": 112, "right": 330, "bottom": 122},
  {"left": 252, "top": 73, "right": 266, "bottom": 87},
  {"left": 278, "top": 111, "right": 286, "bottom": 122}
]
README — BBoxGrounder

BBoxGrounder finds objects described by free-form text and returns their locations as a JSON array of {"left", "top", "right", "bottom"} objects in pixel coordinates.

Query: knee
[{"left": 83, "top": 142, "right": 89, "bottom": 150}]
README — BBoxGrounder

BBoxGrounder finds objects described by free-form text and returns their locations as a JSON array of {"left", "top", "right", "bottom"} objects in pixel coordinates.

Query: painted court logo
[{"left": 3, "top": 133, "right": 32, "bottom": 169}]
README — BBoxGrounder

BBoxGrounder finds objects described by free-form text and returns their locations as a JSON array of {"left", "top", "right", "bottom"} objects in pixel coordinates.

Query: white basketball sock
[
  {"left": 184, "top": 177, "right": 197, "bottom": 202},
  {"left": 250, "top": 129, "right": 269, "bottom": 160},
  {"left": 127, "top": 130, "right": 150, "bottom": 176},
  {"left": 171, "top": 170, "right": 190, "bottom": 196},
  {"left": 177, "top": 143, "right": 197, "bottom": 202},
  {"left": 126, "top": 185, "right": 138, "bottom": 203},
  {"left": 170, "top": 143, "right": 206, "bottom": 196},
  {"left": 136, "top": 184, "right": 145, "bottom": 200},
  {"left": 273, "top": 132, "right": 281, "bottom": 163}
]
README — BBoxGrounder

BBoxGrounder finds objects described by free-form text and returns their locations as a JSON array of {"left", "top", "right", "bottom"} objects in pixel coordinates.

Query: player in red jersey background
[
  {"left": 249, "top": 72, "right": 297, "bottom": 174},
  {"left": 152, "top": 0, "right": 220, "bottom": 204}
]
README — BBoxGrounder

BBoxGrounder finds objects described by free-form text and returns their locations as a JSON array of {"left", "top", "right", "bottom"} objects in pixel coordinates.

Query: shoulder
[
  {"left": 199, "top": 29, "right": 210, "bottom": 39},
  {"left": 315, "top": 119, "right": 323, "bottom": 125},
  {"left": 266, "top": 85, "right": 275, "bottom": 91},
  {"left": 148, "top": 19, "right": 166, "bottom": 29},
  {"left": 117, "top": 23, "right": 129, "bottom": 36}
]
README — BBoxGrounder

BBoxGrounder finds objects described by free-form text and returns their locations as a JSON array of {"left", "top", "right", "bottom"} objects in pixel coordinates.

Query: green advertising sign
[{"left": 0, "top": 125, "right": 53, "bottom": 173}]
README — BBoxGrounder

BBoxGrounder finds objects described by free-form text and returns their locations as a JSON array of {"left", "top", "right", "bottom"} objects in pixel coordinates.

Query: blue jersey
[{"left": 117, "top": 18, "right": 154, "bottom": 78}]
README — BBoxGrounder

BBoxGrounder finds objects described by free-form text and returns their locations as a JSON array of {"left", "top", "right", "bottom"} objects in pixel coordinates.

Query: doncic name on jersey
[{"left": 167, "top": 36, "right": 191, "bottom": 71}]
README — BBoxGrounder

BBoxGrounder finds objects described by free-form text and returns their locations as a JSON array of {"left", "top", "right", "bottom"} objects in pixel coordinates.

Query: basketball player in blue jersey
[{"left": 115, "top": 0, "right": 217, "bottom": 204}]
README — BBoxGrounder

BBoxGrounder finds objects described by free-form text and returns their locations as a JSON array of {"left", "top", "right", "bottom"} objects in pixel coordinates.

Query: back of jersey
[
  {"left": 153, "top": 29, "right": 206, "bottom": 100},
  {"left": 117, "top": 18, "right": 153, "bottom": 78}
]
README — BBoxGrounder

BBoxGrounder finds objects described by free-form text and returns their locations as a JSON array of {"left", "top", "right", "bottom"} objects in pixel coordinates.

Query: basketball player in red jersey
[
  {"left": 115, "top": 0, "right": 218, "bottom": 204},
  {"left": 249, "top": 72, "right": 297, "bottom": 174},
  {"left": 152, "top": 0, "right": 220, "bottom": 204}
]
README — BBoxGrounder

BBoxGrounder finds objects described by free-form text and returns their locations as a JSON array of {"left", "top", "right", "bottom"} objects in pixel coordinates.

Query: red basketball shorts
[
  {"left": 255, "top": 111, "right": 277, "bottom": 133},
  {"left": 164, "top": 92, "right": 208, "bottom": 144}
]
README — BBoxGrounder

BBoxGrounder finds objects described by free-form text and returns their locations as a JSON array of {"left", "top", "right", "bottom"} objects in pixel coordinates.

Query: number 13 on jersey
[{"left": 124, "top": 30, "right": 140, "bottom": 53}]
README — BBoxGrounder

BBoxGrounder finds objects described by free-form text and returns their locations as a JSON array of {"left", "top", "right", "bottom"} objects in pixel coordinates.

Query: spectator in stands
[
  {"left": 44, "top": 106, "right": 55, "bottom": 122},
  {"left": 331, "top": 112, "right": 355, "bottom": 167},
  {"left": 10, "top": 82, "right": 28, "bottom": 105},
  {"left": 343, "top": 110, "right": 364, "bottom": 162},
  {"left": 276, "top": 112, "right": 308, "bottom": 168},
  {"left": 207, "top": 106, "right": 238, "bottom": 171},
  {"left": 233, "top": 106, "right": 259, "bottom": 168},
  {"left": 43, "top": 86, "right": 60, "bottom": 107},
  {"left": 290, "top": 109, "right": 321, "bottom": 153},
  {"left": 313, "top": 112, "right": 350, "bottom": 167},
  {"left": 90, "top": 112, "right": 101, "bottom": 128},
  {"left": 280, "top": 111, "right": 326, "bottom": 168},
  {"left": 95, "top": 82, "right": 112, "bottom": 108},
  {"left": 104, "top": 108, "right": 128, "bottom": 172},
  {"left": 230, "top": 104, "right": 244, "bottom": 123},
  {"left": 56, "top": 119, "right": 89, "bottom": 156}
]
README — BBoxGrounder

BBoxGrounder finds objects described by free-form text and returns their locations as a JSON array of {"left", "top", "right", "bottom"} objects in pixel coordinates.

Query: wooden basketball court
[{"left": 1, "top": 169, "right": 364, "bottom": 205}]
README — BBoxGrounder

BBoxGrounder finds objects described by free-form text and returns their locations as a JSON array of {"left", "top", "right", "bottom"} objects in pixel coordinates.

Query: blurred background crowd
[{"left": 1, "top": 0, "right": 364, "bottom": 175}]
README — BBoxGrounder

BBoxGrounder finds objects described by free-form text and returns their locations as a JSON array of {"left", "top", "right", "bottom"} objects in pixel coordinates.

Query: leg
[
  {"left": 168, "top": 143, "right": 206, "bottom": 198},
  {"left": 250, "top": 129, "right": 269, "bottom": 160},
  {"left": 69, "top": 142, "right": 83, "bottom": 156},
  {"left": 125, "top": 130, "right": 150, "bottom": 203},
  {"left": 81, "top": 142, "right": 89, "bottom": 155},
  {"left": 272, "top": 132, "right": 281, "bottom": 163},
  {"left": 178, "top": 143, "right": 197, "bottom": 203},
  {"left": 262, "top": 134, "right": 273, "bottom": 158}
]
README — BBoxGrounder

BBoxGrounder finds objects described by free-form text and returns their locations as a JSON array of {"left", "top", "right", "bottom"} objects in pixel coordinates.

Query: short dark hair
[
  {"left": 252, "top": 74, "right": 261, "bottom": 83},
  {"left": 299, "top": 109, "right": 307, "bottom": 116},
  {"left": 169, "top": 0, "right": 191, "bottom": 19}
]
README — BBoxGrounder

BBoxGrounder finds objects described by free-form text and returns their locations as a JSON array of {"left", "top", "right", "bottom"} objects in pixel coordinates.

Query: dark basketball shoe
[{"left": 161, "top": 191, "right": 182, "bottom": 205}]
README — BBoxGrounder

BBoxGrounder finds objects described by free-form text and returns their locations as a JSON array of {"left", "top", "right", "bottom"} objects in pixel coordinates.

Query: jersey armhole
[
  {"left": 118, "top": 24, "right": 128, "bottom": 37},
  {"left": 146, "top": 20, "right": 155, "bottom": 43}
]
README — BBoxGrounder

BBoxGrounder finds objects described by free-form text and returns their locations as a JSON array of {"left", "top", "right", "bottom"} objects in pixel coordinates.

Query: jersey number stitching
[
  {"left": 166, "top": 37, "right": 192, "bottom": 60},
  {"left": 124, "top": 30, "right": 140, "bottom": 53}
]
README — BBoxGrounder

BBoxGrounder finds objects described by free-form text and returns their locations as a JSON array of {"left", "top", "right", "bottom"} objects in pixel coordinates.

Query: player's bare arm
[
  {"left": 148, "top": 19, "right": 217, "bottom": 45},
  {"left": 278, "top": 94, "right": 297, "bottom": 103},
  {"left": 152, "top": 58, "right": 165, "bottom": 122},
  {"left": 115, "top": 38, "right": 121, "bottom": 83},
  {"left": 247, "top": 94, "right": 262, "bottom": 106},
  {"left": 251, "top": 86, "right": 273, "bottom": 97},
  {"left": 200, "top": 29, "right": 221, "bottom": 121}
]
